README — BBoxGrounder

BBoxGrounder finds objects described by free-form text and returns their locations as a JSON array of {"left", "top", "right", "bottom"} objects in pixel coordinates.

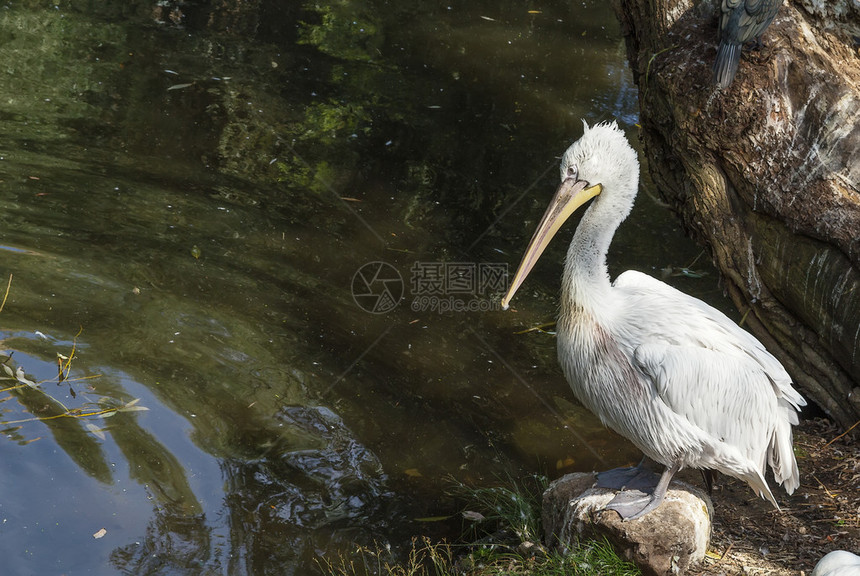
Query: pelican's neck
[{"left": 560, "top": 198, "right": 626, "bottom": 318}]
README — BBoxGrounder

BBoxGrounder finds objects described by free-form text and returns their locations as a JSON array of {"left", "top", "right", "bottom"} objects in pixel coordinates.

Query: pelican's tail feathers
[
  {"left": 781, "top": 385, "right": 807, "bottom": 414},
  {"left": 710, "top": 451, "right": 779, "bottom": 509},
  {"left": 742, "top": 467, "right": 779, "bottom": 509},
  {"left": 768, "top": 403, "right": 801, "bottom": 495},
  {"left": 713, "top": 41, "right": 741, "bottom": 89}
]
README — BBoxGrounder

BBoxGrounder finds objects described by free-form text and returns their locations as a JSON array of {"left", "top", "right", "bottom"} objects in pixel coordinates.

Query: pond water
[{"left": 0, "top": 1, "right": 734, "bottom": 574}]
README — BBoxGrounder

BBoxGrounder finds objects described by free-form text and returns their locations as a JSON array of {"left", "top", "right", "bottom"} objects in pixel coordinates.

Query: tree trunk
[{"left": 613, "top": 0, "right": 860, "bottom": 429}]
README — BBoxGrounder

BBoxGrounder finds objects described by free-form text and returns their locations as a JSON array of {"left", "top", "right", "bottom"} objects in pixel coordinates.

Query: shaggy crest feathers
[{"left": 560, "top": 121, "right": 639, "bottom": 219}]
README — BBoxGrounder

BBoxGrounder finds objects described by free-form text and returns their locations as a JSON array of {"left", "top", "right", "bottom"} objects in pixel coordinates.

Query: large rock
[{"left": 543, "top": 472, "right": 712, "bottom": 576}]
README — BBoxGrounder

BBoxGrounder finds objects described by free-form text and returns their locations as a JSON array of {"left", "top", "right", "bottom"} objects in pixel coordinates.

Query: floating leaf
[
  {"left": 674, "top": 267, "right": 706, "bottom": 279},
  {"left": 93, "top": 528, "right": 107, "bottom": 539},
  {"left": 462, "top": 510, "right": 485, "bottom": 521},
  {"left": 15, "top": 367, "right": 37, "bottom": 388},
  {"left": 85, "top": 422, "right": 106, "bottom": 440},
  {"left": 117, "top": 398, "right": 149, "bottom": 413},
  {"left": 191, "top": 245, "right": 201, "bottom": 259},
  {"left": 118, "top": 404, "right": 149, "bottom": 413},
  {"left": 404, "top": 468, "right": 422, "bottom": 478},
  {"left": 414, "top": 515, "right": 452, "bottom": 522},
  {"left": 99, "top": 410, "right": 118, "bottom": 419},
  {"left": 167, "top": 83, "right": 193, "bottom": 91}
]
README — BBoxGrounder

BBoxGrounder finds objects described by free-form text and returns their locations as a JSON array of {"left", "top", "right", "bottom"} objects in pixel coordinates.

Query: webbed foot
[
  {"left": 600, "top": 461, "right": 681, "bottom": 521},
  {"left": 604, "top": 489, "right": 664, "bottom": 520}
]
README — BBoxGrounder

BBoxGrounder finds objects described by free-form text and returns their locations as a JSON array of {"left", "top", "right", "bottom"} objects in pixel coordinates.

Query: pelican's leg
[
  {"left": 603, "top": 462, "right": 681, "bottom": 521},
  {"left": 701, "top": 469, "right": 717, "bottom": 494},
  {"left": 596, "top": 457, "right": 660, "bottom": 492}
]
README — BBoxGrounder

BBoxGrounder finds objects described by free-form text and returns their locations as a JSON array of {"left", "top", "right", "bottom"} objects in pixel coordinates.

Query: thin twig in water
[
  {"left": 514, "top": 322, "right": 556, "bottom": 335},
  {"left": 685, "top": 250, "right": 705, "bottom": 269},
  {"left": 2, "top": 406, "right": 118, "bottom": 425},
  {"left": 59, "top": 326, "right": 84, "bottom": 379},
  {"left": 0, "top": 273, "right": 12, "bottom": 313}
]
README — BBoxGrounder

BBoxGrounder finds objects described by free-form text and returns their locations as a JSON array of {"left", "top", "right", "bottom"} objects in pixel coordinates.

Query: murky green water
[{"left": 0, "top": 1, "right": 732, "bottom": 574}]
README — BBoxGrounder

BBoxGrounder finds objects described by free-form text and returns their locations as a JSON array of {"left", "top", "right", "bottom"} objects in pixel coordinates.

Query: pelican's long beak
[{"left": 501, "top": 177, "right": 602, "bottom": 310}]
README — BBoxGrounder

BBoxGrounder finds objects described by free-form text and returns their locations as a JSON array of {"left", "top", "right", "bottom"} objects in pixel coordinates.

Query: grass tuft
[
  {"left": 318, "top": 473, "right": 641, "bottom": 576},
  {"left": 318, "top": 536, "right": 639, "bottom": 576},
  {"left": 448, "top": 473, "right": 547, "bottom": 544},
  {"left": 317, "top": 536, "right": 454, "bottom": 576}
]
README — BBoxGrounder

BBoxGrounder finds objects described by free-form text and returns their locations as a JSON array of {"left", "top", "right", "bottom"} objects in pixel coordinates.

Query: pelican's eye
[{"left": 566, "top": 165, "right": 578, "bottom": 180}]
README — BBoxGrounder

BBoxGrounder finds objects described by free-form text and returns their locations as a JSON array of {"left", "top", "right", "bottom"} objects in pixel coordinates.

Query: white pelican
[{"left": 501, "top": 120, "right": 805, "bottom": 520}]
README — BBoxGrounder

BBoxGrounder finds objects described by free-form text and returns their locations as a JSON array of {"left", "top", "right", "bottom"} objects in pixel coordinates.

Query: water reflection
[{"left": 0, "top": 0, "right": 727, "bottom": 574}]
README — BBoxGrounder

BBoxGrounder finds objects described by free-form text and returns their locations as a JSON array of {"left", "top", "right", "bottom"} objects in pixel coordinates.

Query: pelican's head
[{"left": 501, "top": 120, "right": 639, "bottom": 309}]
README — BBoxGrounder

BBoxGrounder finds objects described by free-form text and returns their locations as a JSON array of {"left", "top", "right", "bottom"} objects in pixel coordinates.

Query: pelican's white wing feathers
[{"left": 611, "top": 270, "right": 805, "bottom": 492}]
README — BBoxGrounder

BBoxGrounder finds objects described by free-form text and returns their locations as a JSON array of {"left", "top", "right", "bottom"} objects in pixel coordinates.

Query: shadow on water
[{"left": 0, "top": 1, "right": 732, "bottom": 574}]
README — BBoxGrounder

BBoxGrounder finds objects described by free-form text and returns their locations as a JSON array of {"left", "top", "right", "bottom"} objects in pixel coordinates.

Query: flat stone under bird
[
  {"left": 501, "top": 120, "right": 805, "bottom": 520},
  {"left": 713, "top": 0, "right": 784, "bottom": 88}
]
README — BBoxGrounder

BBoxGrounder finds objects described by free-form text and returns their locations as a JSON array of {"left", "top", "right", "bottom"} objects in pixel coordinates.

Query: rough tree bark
[{"left": 613, "top": 0, "right": 860, "bottom": 429}]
